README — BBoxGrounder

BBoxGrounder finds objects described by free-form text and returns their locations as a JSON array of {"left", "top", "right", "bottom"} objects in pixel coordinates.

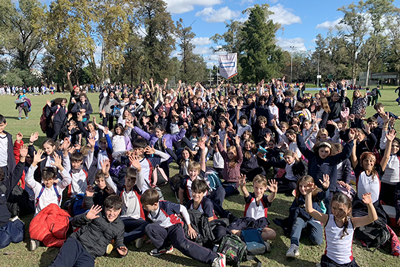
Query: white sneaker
[
  {"left": 286, "top": 244, "right": 300, "bottom": 258},
  {"left": 135, "top": 237, "right": 144, "bottom": 249},
  {"left": 212, "top": 253, "right": 226, "bottom": 267},
  {"left": 264, "top": 240, "right": 271, "bottom": 252},
  {"left": 29, "top": 239, "right": 39, "bottom": 251}
]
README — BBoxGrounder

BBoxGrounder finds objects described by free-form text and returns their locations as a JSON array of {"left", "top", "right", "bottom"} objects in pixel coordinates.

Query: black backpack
[
  {"left": 354, "top": 218, "right": 390, "bottom": 250},
  {"left": 370, "top": 88, "right": 378, "bottom": 97},
  {"left": 217, "top": 234, "right": 247, "bottom": 267}
]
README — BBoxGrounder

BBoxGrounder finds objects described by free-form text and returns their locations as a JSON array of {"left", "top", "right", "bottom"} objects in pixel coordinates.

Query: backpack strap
[
  {"left": 35, "top": 184, "right": 46, "bottom": 207},
  {"left": 53, "top": 184, "right": 61, "bottom": 204}
]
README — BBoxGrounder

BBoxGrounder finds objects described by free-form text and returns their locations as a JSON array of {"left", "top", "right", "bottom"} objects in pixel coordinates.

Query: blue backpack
[
  {"left": 205, "top": 169, "right": 222, "bottom": 191},
  {"left": 241, "top": 228, "right": 269, "bottom": 256}
]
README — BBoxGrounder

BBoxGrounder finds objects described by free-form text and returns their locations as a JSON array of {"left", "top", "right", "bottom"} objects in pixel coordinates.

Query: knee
[
  {"left": 310, "top": 234, "right": 323, "bottom": 245},
  {"left": 0, "top": 233, "right": 11, "bottom": 249}
]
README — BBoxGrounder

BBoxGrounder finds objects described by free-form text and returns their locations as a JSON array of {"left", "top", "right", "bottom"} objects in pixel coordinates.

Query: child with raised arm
[
  {"left": 26, "top": 148, "right": 72, "bottom": 250},
  {"left": 229, "top": 174, "right": 277, "bottom": 248},
  {"left": 285, "top": 175, "right": 329, "bottom": 258},
  {"left": 141, "top": 188, "right": 226, "bottom": 267},
  {"left": 50, "top": 196, "right": 128, "bottom": 267},
  {"left": 305, "top": 186, "right": 378, "bottom": 266}
]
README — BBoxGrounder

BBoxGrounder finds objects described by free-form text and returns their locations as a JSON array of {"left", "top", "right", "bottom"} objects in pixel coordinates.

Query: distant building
[{"left": 359, "top": 72, "right": 399, "bottom": 86}]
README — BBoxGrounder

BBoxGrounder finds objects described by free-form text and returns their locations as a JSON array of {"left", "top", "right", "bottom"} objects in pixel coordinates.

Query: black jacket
[
  {"left": 0, "top": 161, "right": 24, "bottom": 227},
  {"left": 71, "top": 212, "right": 125, "bottom": 258}
]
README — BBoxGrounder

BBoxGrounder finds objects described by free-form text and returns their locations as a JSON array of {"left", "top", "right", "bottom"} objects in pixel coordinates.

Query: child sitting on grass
[
  {"left": 305, "top": 188, "right": 378, "bottom": 266},
  {"left": 49, "top": 195, "right": 128, "bottom": 267},
  {"left": 141, "top": 188, "right": 226, "bottom": 267},
  {"left": 26, "top": 148, "right": 72, "bottom": 251},
  {"left": 285, "top": 175, "right": 329, "bottom": 258},
  {"left": 229, "top": 174, "right": 278, "bottom": 249}
]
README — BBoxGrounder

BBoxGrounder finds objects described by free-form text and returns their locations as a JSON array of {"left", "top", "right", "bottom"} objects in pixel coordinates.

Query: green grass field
[{"left": 0, "top": 88, "right": 399, "bottom": 267}]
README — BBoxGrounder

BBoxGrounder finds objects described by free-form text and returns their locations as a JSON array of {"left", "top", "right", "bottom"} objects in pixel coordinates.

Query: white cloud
[
  {"left": 240, "top": 0, "right": 254, "bottom": 4},
  {"left": 269, "top": 4, "right": 301, "bottom": 25},
  {"left": 193, "top": 46, "right": 212, "bottom": 55},
  {"left": 196, "top": 6, "right": 240, "bottom": 23},
  {"left": 315, "top": 18, "right": 341, "bottom": 30},
  {"left": 276, "top": 37, "right": 307, "bottom": 52},
  {"left": 165, "top": 0, "right": 222, "bottom": 14},
  {"left": 269, "top": 0, "right": 279, "bottom": 3},
  {"left": 192, "top": 37, "right": 212, "bottom": 46}
]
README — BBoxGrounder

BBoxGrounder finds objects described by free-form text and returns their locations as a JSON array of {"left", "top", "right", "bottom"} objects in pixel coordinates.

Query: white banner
[{"left": 219, "top": 53, "right": 237, "bottom": 79}]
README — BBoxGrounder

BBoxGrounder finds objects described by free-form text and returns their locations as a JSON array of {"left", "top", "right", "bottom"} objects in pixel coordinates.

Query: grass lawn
[{"left": 0, "top": 88, "right": 399, "bottom": 267}]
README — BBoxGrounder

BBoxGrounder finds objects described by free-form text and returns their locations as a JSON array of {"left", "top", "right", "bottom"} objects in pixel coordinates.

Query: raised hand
[
  {"left": 267, "top": 179, "right": 278, "bottom": 193},
  {"left": 51, "top": 153, "right": 62, "bottom": 169},
  {"left": 234, "top": 135, "right": 240, "bottom": 146},
  {"left": 129, "top": 155, "right": 141, "bottom": 172},
  {"left": 319, "top": 174, "right": 330, "bottom": 189},
  {"left": 100, "top": 159, "right": 110, "bottom": 176},
  {"left": 86, "top": 205, "right": 102, "bottom": 220},
  {"left": 16, "top": 133, "right": 23, "bottom": 142},
  {"left": 337, "top": 181, "right": 352, "bottom": 191},
  {"left": 88, "top": 137, "right": 96, "bottom": 148},
  {"left": 386, "top": 129, "right": 396, "bottom": 142},
  {"left": 305, "top": 182, "right": 317, "bottom": 195},
  {"left": 348, "top": 128, "right": 356, "bottom": 140},
  {"left": 361, "top": 192, "right": 372, "bottom": 205},
  {"left": 20, "top": 145, "right": 28, "bottom": 158},
  {"left": 144, "top": 145, "right": 155, "bottom": 155},
  {"left": 62, "top": 138, "right": 71, "bottom": 151},
  {"left": 239, "top": 174, "right": 247, "bottom": 187},
  {"left": 33, "top": 150, "right": 45, "bottom": 166},
  {"left": 30, "top": 132, "right": 39, "bottom": 143}
]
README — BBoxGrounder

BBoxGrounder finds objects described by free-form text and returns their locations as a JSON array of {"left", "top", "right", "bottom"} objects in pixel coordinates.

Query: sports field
[{"left": 0, "top": 86, "right": 399, "bottom": 267}]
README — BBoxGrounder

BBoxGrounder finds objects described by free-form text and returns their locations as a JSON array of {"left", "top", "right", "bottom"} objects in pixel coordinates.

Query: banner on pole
[{"left": 219, "top": 53, "right": 237, "bottom": 79}]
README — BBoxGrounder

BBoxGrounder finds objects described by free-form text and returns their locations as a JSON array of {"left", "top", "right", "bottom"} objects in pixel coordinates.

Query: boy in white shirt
[{"left": 25, "top": 149, "right": 72, "bottom": 250}]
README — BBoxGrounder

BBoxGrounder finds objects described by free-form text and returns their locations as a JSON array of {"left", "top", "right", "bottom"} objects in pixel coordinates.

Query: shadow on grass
[
  {"left": 39, "top": 247, "right": 59, "bottom": 267},
  {"left": 265, "top": 235, "right": 318, "bottom": 267}
]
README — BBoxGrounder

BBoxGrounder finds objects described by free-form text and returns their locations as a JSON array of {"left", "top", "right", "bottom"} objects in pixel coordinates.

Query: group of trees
[
  {"left": 0, "top": 0, "right": 398, "bottom": 88},
  {"left": 0, "top": 0, "right": 208, "bottom": 88},
  {"left": 213, "top": 0, "right": 400, "bottom": 86}
]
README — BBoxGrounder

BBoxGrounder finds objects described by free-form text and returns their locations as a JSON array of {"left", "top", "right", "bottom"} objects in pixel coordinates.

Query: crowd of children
[{"left": 0, "top": 77, "right": 400, "bottom": 267}]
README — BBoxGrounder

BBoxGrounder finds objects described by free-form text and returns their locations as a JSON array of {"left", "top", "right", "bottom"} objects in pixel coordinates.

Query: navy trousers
[
  {"left": 0, "top": 219, "right": 24, "bottom": 249},
  {"left": 146, "top": 223, "right": 217, "bottom": 264},
  {"left": 50, "top": 237, "right": 95, "bottom": 267},
  {"left": 122, "top": 217, "right": 148, "bottom": 244}
]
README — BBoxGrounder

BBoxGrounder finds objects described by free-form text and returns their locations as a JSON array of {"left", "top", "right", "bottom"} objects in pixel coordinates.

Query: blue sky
[
  {"left": 166, "top": 0, "right": 400, "bottom": 67},
  {"left": 36, "top": 0, "right": 400, "bottom": 68}
]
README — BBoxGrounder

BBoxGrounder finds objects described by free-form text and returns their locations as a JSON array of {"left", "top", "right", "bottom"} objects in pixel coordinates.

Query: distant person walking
[
  {"left": 395, "top": 86, "right": 400, "bottom": 105},
  {"left": 370, "top": 86, "right": 381, "bottom": 106}
]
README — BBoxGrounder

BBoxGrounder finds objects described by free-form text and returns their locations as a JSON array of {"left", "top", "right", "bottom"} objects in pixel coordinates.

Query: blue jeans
[{"left": 290, "top": 217, "right": 323, "bottom": 246}]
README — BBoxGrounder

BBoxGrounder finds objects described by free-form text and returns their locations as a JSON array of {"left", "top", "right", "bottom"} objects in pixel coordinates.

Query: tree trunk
[{"left": 365, "top": 60, "right": 371, "bottom": 87}]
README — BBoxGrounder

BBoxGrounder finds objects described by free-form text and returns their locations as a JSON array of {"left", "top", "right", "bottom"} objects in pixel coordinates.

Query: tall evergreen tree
[{"left": 239, "top": 4, "right": 283, "bottom": 83}]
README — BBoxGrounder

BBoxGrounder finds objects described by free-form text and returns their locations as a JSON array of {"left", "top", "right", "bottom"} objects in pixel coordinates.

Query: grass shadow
[
  {"left": 265, "top": 235, "right": 319, "bottom": 267},
  {"left": 38, "top": 247, "right": 59, "bottom": 267}
]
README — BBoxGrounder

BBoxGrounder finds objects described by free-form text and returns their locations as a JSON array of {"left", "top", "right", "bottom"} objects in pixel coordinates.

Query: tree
[
  {"left": 337, "top": 2, "right": 368, "bottom": 84},
  {"left": 136, "top": 0, "right": 176, "bottom": 83},
  {"left": 176, "top": 18, "right": 195, "bottom": 83},
  {"left": 38, "top": 0, "right": 96, "bottom": 87},
  {"left": 360, "top": 0, "right": 397, "bottom": 86},
  {"left": 0, "top": 0, "right": 44, "bottom": 70},
  {"left": 239, "top": 4, "right": 283, "bottom": 83}
]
